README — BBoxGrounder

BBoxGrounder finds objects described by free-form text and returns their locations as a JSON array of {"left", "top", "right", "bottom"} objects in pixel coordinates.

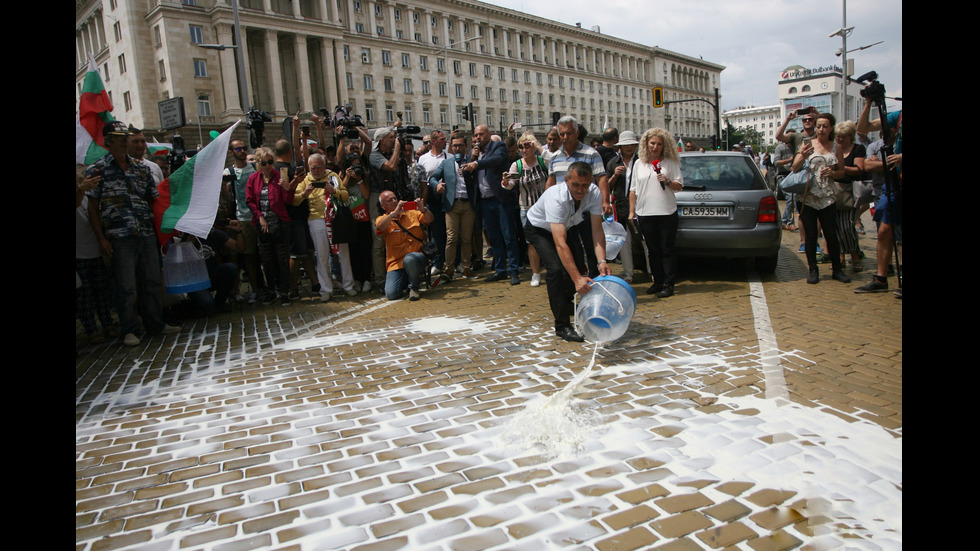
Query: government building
[{"left": 76, "top": 0, "right": 724, "bottom": 149}]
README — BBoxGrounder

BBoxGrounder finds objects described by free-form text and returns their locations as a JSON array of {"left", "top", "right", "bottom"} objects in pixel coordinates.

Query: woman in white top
[
  {"left": 790, "top": 112, "right": 849, "bottom": 285},
  {"left": 503, "top": 132, "right": 549, "bottom": 286},
  {"left": 629, "top": 128, "right": 684, "bottom": 298}
]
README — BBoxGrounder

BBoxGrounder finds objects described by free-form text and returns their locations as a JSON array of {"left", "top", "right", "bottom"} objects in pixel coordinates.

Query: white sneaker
[
  {"left": 346, "top": 288, "right": 358, "bottom": 297},
  {"left": 361, "top": 281, "right": 372, "bottom": 293},
  {"left": 321, "top": 292, "right": 332, "bottom": 302},
  {"left": 530, "top": 273, "right": 542, "bottom": 287},
  {"left": 123, "top": 333, "right": 140, "bottom": 346},
  {"left": 409, "top": 289, "right": 420, "bottom": 301},
  {"left": 430, "top": 265, "right": 442, "bottom": 276}
]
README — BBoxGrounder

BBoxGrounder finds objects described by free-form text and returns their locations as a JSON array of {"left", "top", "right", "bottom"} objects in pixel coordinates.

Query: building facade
[
  {"left": 722, "top": 104, "right": 781, "bottom": 147},
  {"left": 777, "top": 64, "right": 867, "bottom": 132},
  {"left": 76, "top": 0, "right": 724, "bottom": 149}
]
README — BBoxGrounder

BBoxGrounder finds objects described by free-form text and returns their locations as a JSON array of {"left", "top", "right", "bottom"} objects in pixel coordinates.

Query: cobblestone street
[{"left": 77, "top": 212, "right": 902, "bottom": 551}]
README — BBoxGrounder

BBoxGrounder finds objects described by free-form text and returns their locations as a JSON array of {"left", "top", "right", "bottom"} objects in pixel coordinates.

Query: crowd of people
[{"left": 77, "top": 106, "right": 901, "bottom": 347}]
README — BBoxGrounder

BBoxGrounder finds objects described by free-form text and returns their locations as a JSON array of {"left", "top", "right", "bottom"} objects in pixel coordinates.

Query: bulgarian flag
[
  {"left": 148, "top": 142, "right": 172, "bottom": 157},
  {"left": 676, "top": 137, "right": 684, "bottom": 152},
  {"left": 76, "top": 56, "right": 114, "bottom": 165},
  {"left": 161, "top": 120, "right": 241, "bottom": 239}
]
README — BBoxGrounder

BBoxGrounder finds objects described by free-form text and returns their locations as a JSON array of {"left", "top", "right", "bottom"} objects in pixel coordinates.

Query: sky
[{"left": 481, "top": 0, "right": 903, "bottom": 114}]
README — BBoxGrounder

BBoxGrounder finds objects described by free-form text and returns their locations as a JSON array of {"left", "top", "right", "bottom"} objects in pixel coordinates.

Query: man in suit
[
  {"left": 463, "top": 125, "right": 521, "bottom": 285},
  {"left": 429, "top": 134, "right": 477, "bottom": 280}
]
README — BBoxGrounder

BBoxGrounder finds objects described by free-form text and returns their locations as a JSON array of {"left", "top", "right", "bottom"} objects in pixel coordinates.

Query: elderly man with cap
[
  {"left": 85, "top": 121, "right": 179, "bottom": 346},
  {"left": 605, "top": 130, "right": 641, "bottom": 282},
  {"left": 368, "top": 124, "right": 410, "bottom": 290}
]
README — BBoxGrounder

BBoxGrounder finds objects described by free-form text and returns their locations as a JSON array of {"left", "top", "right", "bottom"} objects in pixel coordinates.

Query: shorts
[{"left": 289, "top": 218, "right": 312, "bottom": 257}]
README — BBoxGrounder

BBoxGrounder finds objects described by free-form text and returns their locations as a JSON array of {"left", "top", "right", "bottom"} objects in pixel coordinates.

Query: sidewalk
[{"left": 76, "top": 206, "right": 901, "bottom": 550}]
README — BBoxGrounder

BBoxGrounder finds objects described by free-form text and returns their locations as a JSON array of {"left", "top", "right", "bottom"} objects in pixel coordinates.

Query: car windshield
[{"left": 680, "top": 155, "right": 766, "bottom": 191}]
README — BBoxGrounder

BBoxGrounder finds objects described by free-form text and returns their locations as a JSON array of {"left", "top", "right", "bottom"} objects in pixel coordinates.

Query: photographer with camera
[
  {"left": 369, "top": 122, "right": 420, "bottom": 290},
  {"left": 376, "top": 190, "right": 434, "bottom": 301}
]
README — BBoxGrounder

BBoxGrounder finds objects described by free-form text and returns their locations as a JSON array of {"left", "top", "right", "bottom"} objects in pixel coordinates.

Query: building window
[
  {"left": 363, "top": 75, "right": 374, "bottom": 90},
  {"left": 346, "top": 73, "right": 353, "bottom": 89},
  {"left": 524, "top": 70, "right": 530, "bottom": 84},
  {"left": 113, "top": 22, "right": 122, "bottom": 42},
  {"left": 382, "top": 51, "right": 391, "bottom": 66},
  {"left": 355, "top": 23, "right": 364, "bottom": 33},
  {"left": 500, "top": 88, "right": 506, "bottom": 102},
  {"left": 153, "top": 25, "right": 161, "bottom": 46},
  {"left": 511, "top": 69, "right": 518, "bottom": 82},
  {"left": 384, "top": 77, "right": 393, "bottom": 92},
  {"left": 404, "top": 104, "right": 413, "bottom": 123},
  {"left": 386, "top": 104, "right": 394, "bottom": 123},
  {"left": 438, "top": 82, "right": 447, "bottom": 96},
  {"left": 437, "top": 58, "right": 445, "bottom": 73},
  {"left": 196, "top": 94, "right": 211, "bottom": 117},
  {"left": 365, "top": 103, "right": 375, "bottom": 121},
  {"left": 423, "top": 105, "right": 431, "bottom": 124},
  {"left": 123, "top": 91, "right": 132, "bottom": 111},
  {"left": 471, "top": 85, "right": 478, "bottom": 99},
  {"left": 375, "top": 3, "right": 382, "bottom": 16},
  {"left": 361, "top": 48, "right": 371, "bottom": 63},
  {"left": 455, "top": 83, "right": 462, "bottom": 98},
  {"left": 343, "top": 45, "right": 349, "bottom": 61},
  {"left": 431, "top": 15, "right": 437, "bottom": 27},
  {"left": 401, "top": 53, "right": 411, "bottom": 68},
  {"left": 404, "top": 79, "right": 412, "bottom": 93},
  {"left": 158, "top": 60, "right": 166, "bottom": 82},
  {"left": 377, "top": 27, "right": 385, "bottom": 36},
  {"left": 498, "top": 67, "right": 505, "bottom": 80},
  {"left": 421, "top": 81, "right": 430, "bottom": 95},
  {"left": 189, "top": 25, "right": 203, "bottom": 44},
  {"left": 440, "top": 106, "right": 448, "bottom": 124},
  {"left": 486, "top": 87, "right": 493, "bottom": 100},
  {"left": 513, "top": 90, "right": 519, "bottom": 103},
  {"left": 484, "top": 65, "right": 491, "bottom": 78},
  {"left": 118, "top": 53, "right": 127, "bottom": 75},
  {"left": 394, "top": 8, "right": 401, "bottom": 20},
  {"left": 420, "top": 56, "right": 428, "bottom": 70},
  {"left": 413, "top": 12, "right": 420, "bottom": 23},
  {"left": 193, "top": 59, "right": 207, "bottom": 77},
  {"left": 469, "top": 63, "right": 477, "bottom": 77},
  {"left": 453, "top": 61, "right": 461, "bottom": 75}
]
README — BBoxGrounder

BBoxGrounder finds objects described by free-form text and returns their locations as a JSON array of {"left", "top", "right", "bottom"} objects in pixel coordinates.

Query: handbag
[
  {"left": 852, "top": 179, "right": 873, "bottom": 209},
  {"left": 779, "top": 160, "right": 812, "bottom": 195},
  {"left": 331, "top": 200, "right": 356, "bottom": 244},
  {"left": 394, "top": 219, "right": 438, "bottom": 260},
  {"left": 834, "top": 181, "right": 855, "bottom": 210}
]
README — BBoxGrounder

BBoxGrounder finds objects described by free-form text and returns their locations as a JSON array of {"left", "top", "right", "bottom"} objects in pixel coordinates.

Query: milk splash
[{"left": 498, "top": 343, "right": 604, "bottom": 458}]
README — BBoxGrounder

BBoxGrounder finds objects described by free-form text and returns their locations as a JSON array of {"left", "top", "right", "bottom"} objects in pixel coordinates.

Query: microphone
[
  {"left": 855, "top": 70, "right": 878, "bottom": 84},
  {"left": 653, "top": 159, "right": 664, "bottom": 189}
]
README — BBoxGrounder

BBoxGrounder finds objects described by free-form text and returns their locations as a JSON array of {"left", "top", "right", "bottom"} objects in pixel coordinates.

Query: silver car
[{"left": 674, "top": 151, "right": 782, "bottom": 273}]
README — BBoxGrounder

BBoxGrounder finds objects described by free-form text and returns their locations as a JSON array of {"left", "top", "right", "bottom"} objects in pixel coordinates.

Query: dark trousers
[
  {"left": 800, "top": 204, "right": 842, "bottom": 271},
  {"left": 638, "top": 212, "right": 679, "bottom": 286},
  {"left": 525, "top": 222, "right": 586, "bottom": 331}
]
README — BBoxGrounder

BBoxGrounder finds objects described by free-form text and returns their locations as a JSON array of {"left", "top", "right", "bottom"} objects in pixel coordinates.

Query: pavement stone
[{"left": 77, "top": 206, "right": 900, "bottom": 550}]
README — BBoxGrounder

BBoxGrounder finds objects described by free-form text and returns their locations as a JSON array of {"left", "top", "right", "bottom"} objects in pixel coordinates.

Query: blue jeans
[
  {"left": 110, "top": 234, "right": 165, "bottom": 336},
  {"left": 481, "top": 197, "right": 520, "bottom": 275},
  {"left": 384, "top": 252, "right": 427, "bottom": 300}
]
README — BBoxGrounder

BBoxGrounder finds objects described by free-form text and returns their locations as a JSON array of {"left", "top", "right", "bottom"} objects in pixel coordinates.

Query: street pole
[
  {"left": 232, "top": 1, "right": 251, "bottom": 148},
  {"left": 434, "top": 36, "right": 483, "bottom": 131}
]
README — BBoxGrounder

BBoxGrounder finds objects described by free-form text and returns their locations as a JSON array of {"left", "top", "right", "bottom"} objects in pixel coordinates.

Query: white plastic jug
[
  {"left": 574, "top": 275, "right": 637, "bottom": 343},
  {"left": 163, "top": 241, "right": 212, "bottom": 294}
]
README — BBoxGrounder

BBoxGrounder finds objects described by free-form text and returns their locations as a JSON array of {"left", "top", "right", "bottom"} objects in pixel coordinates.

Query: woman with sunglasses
[
  {"left": 502, "top": 132, "right": 549, "bottom": 286},
  {"left": 246, "top": 147, "right": 296, "bottom": 305}
]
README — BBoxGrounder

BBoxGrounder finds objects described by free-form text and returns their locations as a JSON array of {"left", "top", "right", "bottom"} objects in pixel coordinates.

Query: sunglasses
[
  {"left": 232, "top": 147, "right": 247, "bottom": 152},
  {"left": 260, "top": 160, "right": 275, "bottom": 166}
]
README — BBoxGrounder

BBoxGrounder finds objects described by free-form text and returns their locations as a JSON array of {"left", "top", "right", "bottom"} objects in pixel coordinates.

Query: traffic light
[
  {"left": 461, "top": 103, "right": 475, "bottom": 121},
  {"left": 652, "top": 86, "right": 663, "bottom": 108},
  {"left": 551, "top": 112, "right": 561, "bottom": 126}
]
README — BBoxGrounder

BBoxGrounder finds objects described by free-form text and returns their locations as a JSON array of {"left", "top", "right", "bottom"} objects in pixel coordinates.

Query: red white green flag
[
  {"left": 76, "top": 56, "right": 114, "bottom": 165},
  {"left": 677, "top": 137, "right": 684, "bottom": 152},
  {"left": 161, "top": 121, "right": 241, "bottom": 238}
]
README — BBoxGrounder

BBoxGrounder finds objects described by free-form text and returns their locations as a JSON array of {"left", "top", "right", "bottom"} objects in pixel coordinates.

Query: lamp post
[
  {"left": 433, "top": 35, "right": 483, "bottom": 130},
  {"left": 198, "top": 0, "right": 251, "bottom": 145}
]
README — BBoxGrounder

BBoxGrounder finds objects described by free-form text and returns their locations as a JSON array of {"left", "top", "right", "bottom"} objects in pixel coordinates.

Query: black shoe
[
  {"left": 556, "top": 326, "right": 585, "bottom": 342},
  {"left": 485, "top": 272, "right": 507, "bottom": 282},
  {"left": 832, "top": 270, "right": 851, "bottom": 283},
  {"left": 807, "top": 268, "right": 819, "bottom": 284},
  {"left": 656, "top": 284, "right": 674, "bottom": 298},
  {"left": 646, "top": 282, "right": 663, "bottom": 295},
  {"left": 510, "top": 273, "right": 521, "bottom": 285},
  {"left": 854, "top": 276, "right": 889, "bottom": 293}
]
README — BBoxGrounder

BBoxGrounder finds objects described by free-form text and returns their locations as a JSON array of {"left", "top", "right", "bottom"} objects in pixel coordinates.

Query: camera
[
  {"left": 344, "top": 153, "right": 364, "bottom": 177},
  {"left": 330, "top": 103, "right": 365, "bottom": 139},
  {"left": 246, "top": 106, "right": 273, "bottom": 149}
]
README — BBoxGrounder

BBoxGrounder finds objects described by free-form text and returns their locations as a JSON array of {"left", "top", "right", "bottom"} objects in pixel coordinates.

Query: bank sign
[{"left": 780, "top": 66, "right": 842, "bottom": 80}]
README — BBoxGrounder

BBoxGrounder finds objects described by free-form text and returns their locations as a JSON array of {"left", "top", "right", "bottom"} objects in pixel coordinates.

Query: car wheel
[{"left": 755, "top": 253, "right": 778, "bottom": 274}]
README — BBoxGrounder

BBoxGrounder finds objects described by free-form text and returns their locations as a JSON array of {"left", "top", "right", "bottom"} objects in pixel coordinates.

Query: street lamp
[{"left": 433, "top": 35, "right": 483, "bottom": 130}]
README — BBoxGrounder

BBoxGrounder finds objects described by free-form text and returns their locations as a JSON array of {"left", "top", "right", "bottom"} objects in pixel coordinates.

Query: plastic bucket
[
  {"left": 575, "top": 275, "right": 637, "bottom": 343},
  {"left": 163, "top": 241, "right": 212, "bottom": 294}
]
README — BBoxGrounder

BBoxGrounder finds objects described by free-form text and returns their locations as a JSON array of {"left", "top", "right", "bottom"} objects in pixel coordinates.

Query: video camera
[
  {"left": 246, "top": 106, "right": 272, "bottom": 149},
  {"left": 168, "top": 134, "right": 187, "bottom": 174},
  {"left": 856, "top": 71, "right": 886, "bottom": 106},
  {"left": 330, "top": 103, "right": 365, "bottom": 139}
]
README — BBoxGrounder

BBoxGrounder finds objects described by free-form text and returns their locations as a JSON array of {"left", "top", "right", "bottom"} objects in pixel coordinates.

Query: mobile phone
[
  {"left": 505, "top": 172, "right": 520, "bottom": 179},
  {"left": 802, "top": 137, "right": 812, "bottom": 148},
  {"left": 312, "top": 180, "right": 326, "bottom": 189},
  {"left": 279, "top": 167, "right": 289, "bottom": 182},
  {"left": 795, "top": 108, "right": 810, "bottom": 116},
  {"left": 513, "top": 122, "right": 522, "bottom": 129},
  {"left": 403, "top": 201, "right": 417, "bottom": 210}
]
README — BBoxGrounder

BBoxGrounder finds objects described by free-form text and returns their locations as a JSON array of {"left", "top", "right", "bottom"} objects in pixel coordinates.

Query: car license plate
[{"left": 681, "top": 206, "right": 730, "bottom": 218}]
